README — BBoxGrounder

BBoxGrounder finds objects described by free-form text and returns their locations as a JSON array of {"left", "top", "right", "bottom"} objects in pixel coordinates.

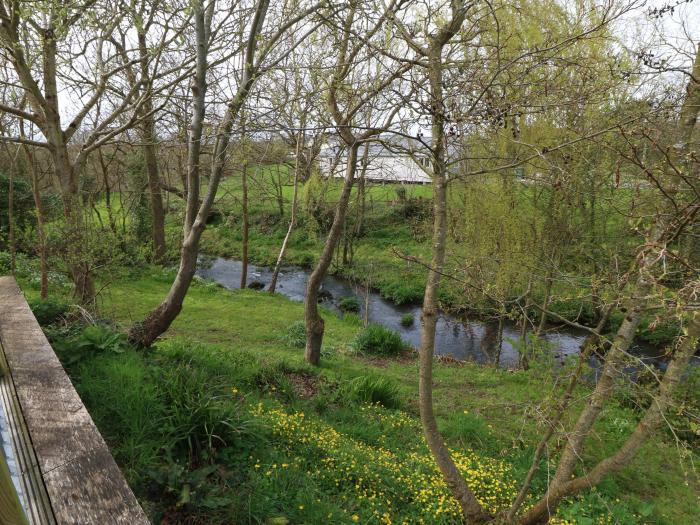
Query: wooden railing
[{"left": 0, "top": 277, "right": 149, "bottom": 525}]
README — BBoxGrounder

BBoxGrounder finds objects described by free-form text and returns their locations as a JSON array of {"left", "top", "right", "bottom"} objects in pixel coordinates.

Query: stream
[{"left": 197, "top": 256, "right": 682, "bottom": 370}]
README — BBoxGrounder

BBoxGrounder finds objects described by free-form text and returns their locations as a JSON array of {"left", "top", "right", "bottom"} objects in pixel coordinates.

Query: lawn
[{"left": 17, "top": 268, "right": 699, "bottom": 524}]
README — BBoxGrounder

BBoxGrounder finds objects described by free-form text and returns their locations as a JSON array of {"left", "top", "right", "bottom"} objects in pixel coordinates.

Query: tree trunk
[
  {"left": 536, "top": 269, "right": 554, "bottom": 335},
  {"left": 23, "top": 144, "right": 49, "bottom": 299},
  {"left": 520, "top": 274, "right": 649, "bottom": 523},
  {"left": 129, "top": 0, "right": 273, "bottom": 346},
  {"left": 417, "top": 41, "right": 489, "bottom": 523},
  {"left": 520, "top": 310, "right": 699, "bottom": 525},
  {"left": 507, "top": 304, "right": 613, "bottom": 520},
  {"left": 304, "top": 143, "right": 359, "bottom": 365},
  {"left": 7, "top": 149, "right": 16, "bottom": 274},
  {"left": 97, "top": 148, "right": 119, "bottom": 235},
  {"left": 522, "top": 43, "right": 700, "bottom": 524},
  {"left": 142, "top": 113, "right": 167, "bottom": 263},
  {"left": 54, "top": 147, "right": 95, "bottom": 303},
  {"left": 240, "top": 161, "right": 249, "bottom": 289},
  {"left": 269, "top": 131, "right": 303, "bottom": 293},
  {"left": 138, "top": 32, "right": 167, "bottom": 264},
  {"left": 129, "top": 1, "right": 209, "bottom": 347}
]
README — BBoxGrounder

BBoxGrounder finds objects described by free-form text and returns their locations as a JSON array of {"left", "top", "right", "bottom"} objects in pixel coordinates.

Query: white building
[{"left": 318, "top": 136, "right": 434, "bottom": 184}]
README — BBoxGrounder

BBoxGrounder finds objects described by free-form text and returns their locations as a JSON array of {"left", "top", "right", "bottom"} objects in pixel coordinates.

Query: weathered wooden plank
[
  {"left": 1, "top": 340, "right": 55, "bottom": 525},
  {"left": 0, "top": 277, "right": 150, "bottom": 525}
]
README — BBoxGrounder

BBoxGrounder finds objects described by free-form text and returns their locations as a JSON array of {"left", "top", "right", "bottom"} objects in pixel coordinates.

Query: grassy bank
[{"left": 17, "top": 268, "right": 700, "bottom": 525}]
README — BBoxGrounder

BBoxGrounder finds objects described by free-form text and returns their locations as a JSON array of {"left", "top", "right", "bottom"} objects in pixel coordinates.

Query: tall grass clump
[
  {"left": 353, "top": 324, "right": 407, "bottom": 356},
  {"left": 339, "top": 375, "right": 402, "bottom": 409},
  {"left": 282, "top": 321, "right": 306, "bottom": 348},
  {"left": 338, "top": 296, "right": 361, "bottom": 313}
]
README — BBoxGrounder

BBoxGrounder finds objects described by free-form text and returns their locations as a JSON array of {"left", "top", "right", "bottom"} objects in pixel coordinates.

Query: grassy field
[{"left": 15, "top": 267, "right": 700, "bottom": 525}]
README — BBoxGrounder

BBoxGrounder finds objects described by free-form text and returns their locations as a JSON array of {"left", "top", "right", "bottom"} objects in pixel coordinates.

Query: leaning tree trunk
[
  {"left": 269, "top": 131, "right": 303, "bottom": 293},
  {"left": 129, "top": 0, "right": 273, "bottom": 347},
  {"left": 304, "top": 142, "right": 359, "bottom": 365},
  {"left": 507, "top": 304, "right": 614, "bottom": 520},
  {"left": 128, "top": 1, "right": 209, "bottom": 347},
  {"left": 520, "top": 310, "right": 699, "bottom": 525}
]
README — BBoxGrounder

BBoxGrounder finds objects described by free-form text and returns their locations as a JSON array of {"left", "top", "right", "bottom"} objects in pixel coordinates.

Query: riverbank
[
  {"left": 197, "top": 256, "right": 683, "bottom": 370},
  {"left": 192, "top": 176, "right": 680, "bottom": 349},
  {"left": 15, "top": 266, "right": 700, "bottom": 524}
]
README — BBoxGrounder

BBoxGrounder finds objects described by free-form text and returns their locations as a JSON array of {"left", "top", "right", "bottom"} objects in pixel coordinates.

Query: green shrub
[
  {"left": 400, "top": 313, "right": 415, "bottom": 327},
  {"left": 380, "top": 280, "right": 424, "bottom": 305},
  {"left": 283, "top": 321, "right": 306, "bottom": 348},
  {"left": 53, "top": 324, "right": 130, "bottom": 367},
  {"left": 342, "top": 313, "right": 363, "bottom": 326},
  {"left": 338, "top": 296, "right": 361, "bottom": 313},
  {"left": 353, "top": 324, "right": 407, "bottom": 356},
  {"left": 155, "top": 358, "right": 254, "bottom": 459},
  {"left": 339, "top": 375, "right": 402, "bottom": 408},
  {"left": 28, "top": 297, "right": 69, "bottom": 326}
]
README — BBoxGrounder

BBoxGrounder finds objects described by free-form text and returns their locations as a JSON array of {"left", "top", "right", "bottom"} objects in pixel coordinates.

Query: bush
[
  {"left": 53, "top": 324, "right": 130, "bottom": 367},
  {"left": 283, "top": 321, "right": 306, "bottom": 349},
  {"left": 380, "top": 280, "right": 424, "bottom": 305},
  {"left": 339, "top": 375, "right": 402, "bottom": 409},
  {"left": 338, "top": 296, "right": 360, "bottom": 313},
  {"left": 353, "top": 324, "right": 407, "bottom": 356},
  {"left": 28, "top": 297, "right": 69, "bottom": 326},
  {"left": 400, "top": 313, "right": 414, "bottom": 327}
]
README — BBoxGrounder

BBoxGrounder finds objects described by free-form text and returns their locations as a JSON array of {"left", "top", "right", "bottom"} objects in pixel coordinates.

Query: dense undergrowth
[{"left": 14, "top": 267, "right": 698, "bottom": 525}]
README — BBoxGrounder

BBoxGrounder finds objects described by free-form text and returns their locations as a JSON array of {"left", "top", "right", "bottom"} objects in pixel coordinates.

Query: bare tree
[
  {"left": 0, "top": 0, "right": 188, "bottom": 301},
  {"left": 303, "top": 0, "right": 409, "bottom": 365},
  {"left": 129, "top": 0, "right": 323, "bottom": 347}
]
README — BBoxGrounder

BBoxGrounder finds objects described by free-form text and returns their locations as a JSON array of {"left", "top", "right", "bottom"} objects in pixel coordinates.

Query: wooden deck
[{"left": 0, "top": 277, "right": 149, "bottom": 525}]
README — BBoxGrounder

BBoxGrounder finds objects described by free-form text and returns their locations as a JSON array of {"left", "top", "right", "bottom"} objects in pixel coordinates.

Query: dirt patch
[
  {"left": 434, "top": 354, "right": 466, "bottom": 366},
  {"left": 288, "top": 372, "right": 320, "bottom": 399},
  {"left": 359, "top": 350, "right": 418, "bottom": 368}
]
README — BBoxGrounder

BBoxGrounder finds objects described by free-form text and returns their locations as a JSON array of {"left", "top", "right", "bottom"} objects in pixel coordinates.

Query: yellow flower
[
  {"left": 298, "top": 505, "right": 304, "bottom": 510},
  {"left": 352, "top": 515, "right": 360, "bottom": 522}
]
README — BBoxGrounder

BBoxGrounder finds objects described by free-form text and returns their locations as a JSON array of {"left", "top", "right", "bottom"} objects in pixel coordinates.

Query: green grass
[{"left": 18, "top": 269, "right": 699, "bottom": 525}]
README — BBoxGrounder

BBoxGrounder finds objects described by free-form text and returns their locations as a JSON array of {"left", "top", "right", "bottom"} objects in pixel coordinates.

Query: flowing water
[{"left": 197, "top": 256, "right": 679, "bottom": 370}]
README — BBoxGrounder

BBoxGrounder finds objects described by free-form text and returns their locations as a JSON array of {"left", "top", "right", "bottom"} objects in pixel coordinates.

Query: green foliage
[
  {"left": 53, "top": 324, "right": 130, "bottom": 367},
  {"left": 341, "top": 312, "right": 363, "bottom": 327},
  {"left": 30, "top": 271, "right": 696, "bottom": 525},
  {"left": 353, "top": 324, "right": 407, "bottom": 356},
  {"left": 379, "top": 280, "right": 424, "bottom": 305},
  {"left": 338, "top": 375, "right": 402, "bottom": 409},
  {"left": 282, "top": 321, "right": 306, "bottom": 349},
  {"left": 440, "top": 409, "right": 494, "bottom": 452},
  {"left": 125, "top": 153, "right": 152, "bottom": 244},
  {"left": 69, "top": 346, "right": 258, "bottom": 523},
  {"left": 28, "top": 297, "right": 69, "bottom": 326},
  {"left": 557, "top": 489, "right": 654, "bottom": 525},
  {"left": 338, "top": 296, "right": 360, "bottom": 313},
  {"left": 400, "top": 313, "right": 415, "bottom": 327},
  {"left": 0, "top": 172, "right": 34, "bottom": 241}
]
